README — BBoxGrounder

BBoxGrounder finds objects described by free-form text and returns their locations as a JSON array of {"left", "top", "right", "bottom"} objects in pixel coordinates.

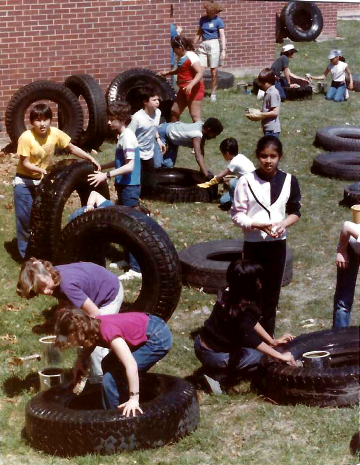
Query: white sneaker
[
  {"left": 118, "top": 269, "right": 142, "bottom": 281},
  {"left": 203, "top": 374, "right": 223, "bottom": 395},
  {"left": 210, "top": 94, "right": 217, "bottom": 102},
  {"left": 109, "top": 260, "right": 128, "bottom": 269},
  {"left": 345, "top": 89, "right": 350, "bottom": 100}
]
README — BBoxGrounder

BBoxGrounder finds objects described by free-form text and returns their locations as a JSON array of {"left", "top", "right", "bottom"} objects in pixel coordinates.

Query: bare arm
[
  {"left": 67, "top": 143, "right": 101, "bottom": 171},
  {"left": 110, "top": 337, "right": 143, "bottom": 417},
  {"left": 256, "top": 342, "right": 296, "bottom": 365},
  {"left": 193, "top": 137, "right": 208, "bottom": 177},
  {"left": 254, "top": 322, "right": 294, "bottom": 347},
  {"left": 21, "top": 156, "right": 47, "bottom": 176},
  {"left": 219, "top": 28, "right": 226, "bottom": 59},
  {"left": 88, "top": 158, "right": 134, "bottom": 187},
  {"left": 337, "top": 221, "right": 360, "bottom": 269},
  {"left": 310, "top": 68, "right": 329, "bottom": 81},
  {"left": 194, "top": 26, "right": 203, "bottom": 45},
  {"left": 346, "top": 65, "right": 353, "bottom": 90},
  {"left": 215, "top": 167, "right": 231, "bottom": 182},
  {"left": 260, "top": 106, "right": 280, "bottom": 119},
  {"left": 81, "top": 297, "right": 100, "bottom": 317},
  {"left": 183, "top": 61, "right": 204, "bottom": 94}
]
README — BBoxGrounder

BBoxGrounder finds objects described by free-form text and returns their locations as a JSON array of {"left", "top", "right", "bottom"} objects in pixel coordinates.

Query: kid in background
[
  {"left": 88, "top": 102, "right": 142, "bottom": 281},
  {"left": 231, "top": 136, "right": 301, "bottom": 337},
  {"left": 308, "top": 49, "right": 353, "bottom": 102},
  {"left": 128, "top": 86, "right": 166, "bottom": 190},
  {"left": 13, "top": 103, "right": 100, "bottom": 258},
  {"left": 194, "top": 259, "right": 295, "bottom": 394},
  {"left": 198, "top": 137, "right": 255, "bottom": 209},
  {"left": 246, "top": 68, "right": 281, "bottom": 138},
  {"left": 333, "top": 220, "right": 360, "bottom": 327},
  {"left": 17, "top": 258, "right": 123, "bottom": 376},
  {"left": 55, "top": 307, "right": 172, "bottom": 415}
]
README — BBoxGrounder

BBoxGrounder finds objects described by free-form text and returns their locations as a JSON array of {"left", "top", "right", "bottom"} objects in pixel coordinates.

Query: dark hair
[
  {"left": 339, "top": 56, "right": 346, "bottom": 63},
  {"left": 171, "top": 35, "right": 195, "bottom": 52},
  {"left": 258, "top": 68, "right": 276, "bottom": 86},
  {"left": 137, "top": 86, "right": 159, "bottom": 104},
  {"left": 30, "top": 103, "right": 53, "bottom": 123},
  {"left": 281, "top": 50, "right": 296, "bottom": 58},
  {"left": 107, "top": 101, "right": 132, "bottom": 125},
  {"left": 255, "top": 135, "right": 283, "bottom": 159},
  {"left": 219, "top": 137, "right": 238, "bottom": 156},
  {"left": 203, "top": 117, "right": 224, "bottom": 136},
  {"left": 55, "top": 307, "right": 101, "bottom": 350}
]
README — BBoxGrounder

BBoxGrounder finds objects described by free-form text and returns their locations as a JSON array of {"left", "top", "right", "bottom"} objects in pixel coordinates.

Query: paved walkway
[{"left": 337, "top": 9, "right": 360, "bottom": 20}]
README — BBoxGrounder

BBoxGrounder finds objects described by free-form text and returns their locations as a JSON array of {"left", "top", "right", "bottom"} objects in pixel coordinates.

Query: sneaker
[
  {"left": 109, "top": 260, "right": 128, "bottom": 269},
  {"left": 118, "top": 269, "right": 142, "bottom": 281},
  {"left": 203, "top": 374, "right": 223, "bottom": 395},
  {"left": 345, "top": 88, "right": 350, "bottom": 100},
  {"left": 210, "top": 94, "right": 217, "bottom": 102}
]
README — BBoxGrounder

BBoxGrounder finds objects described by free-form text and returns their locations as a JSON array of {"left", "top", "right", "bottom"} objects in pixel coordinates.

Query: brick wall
[
  {"left": 337, "top": 2, "right": 360, "bottom": 10},
  {"left": 0, "top": 0, "right": 340, "bottom": 121}
]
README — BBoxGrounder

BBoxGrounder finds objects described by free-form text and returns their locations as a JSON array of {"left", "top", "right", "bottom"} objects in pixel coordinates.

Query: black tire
[
  {"left": 315, "top": 126, "right": 360, "bottom": 152},
  {"left": 276, "top": 13, "right": 286, "bottom": 43},
  {"left": 280, "top": 2, "right": 323, "bottom": 42},
  {"left": 252, "top": 78, "right": 261, "bottom": 96},
  {"left": 141, "top": 168, "right": 218, "bottom": 203},
  {"left": 179, "top": 239, "right": 293, "bottom": 294},
  {"left": 53, "top": 206, "right": 182, "bottom": 321},
  {"left": 351, "top": 74, "right": 360, "bottom": 92},
  {"left": 26, "top": 160, "right": 109, "bottom": 261},
  {"left": 258, "top": 326, "right": 359, "bottom": 407},
  {"left": 203, "top": 70, "right": 234, "bottom": 90},
  {"left": 63, "top": 74, "right": 108, "bottom": 150},
  {"left": 25, "top": 373, "right": 199, "bottom": 456},
  {"left": 341, "top": 182, "right": 360, "bottom": 208},
  {"left": 106, "top": 68, "right": 176, "bottom": 122},
  {"left": 5, "top": 80, "right": 83, "bottom": 144},
  {"left": 311, "top": 152, "right": 360, "bottom": 181},
  {"left": 284, "top": 82, "right": 313, "bottom": 101}
]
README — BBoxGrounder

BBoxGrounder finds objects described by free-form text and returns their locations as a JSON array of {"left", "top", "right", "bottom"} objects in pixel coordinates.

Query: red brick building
[{"left": 0, "top": 1, "right": 358, "bottom": 116}]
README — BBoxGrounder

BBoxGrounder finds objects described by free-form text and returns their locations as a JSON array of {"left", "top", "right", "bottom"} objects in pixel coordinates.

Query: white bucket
[
  {"left": 39, "top": 335, "right": 62, "bottom": 366},
  {"left": 38, "top": 367, "right": 64, "bottom": 391}
]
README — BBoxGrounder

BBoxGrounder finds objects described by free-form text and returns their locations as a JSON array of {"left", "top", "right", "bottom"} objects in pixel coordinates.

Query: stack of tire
[
  {"left": 276, "top": 2, "right": 324, "bottom": 43},
  {"left": 5, "top": 75, "right": 108, "bottom": 150},
  {"left": 311, "top": 126, "right": 360, "bottom": 207}
]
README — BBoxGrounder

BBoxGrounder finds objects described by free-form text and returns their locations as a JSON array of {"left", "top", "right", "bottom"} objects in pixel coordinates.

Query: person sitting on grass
[
  {"left": 308, "top": 49, "right": 353, "bottom": 103},
  {"left": 55, "top": 307, "right": 172, "bottom": 415},
  {"left": 88, "top": 102, "right": 142, "bottom": 281},
  {"left": 194, "top": 259, "right": 296, "bottom": 394},
  {"left": 333, "top": 220, "right": 360, "bottom": 328},
  {"left": 245, "top": 68, "right": 281, "bottom": 138},
  {"left": 153, "top": 117, "right": 224, "bottom": 178},
  {"left": 17, "top": 258, "right": 124, "bottom": 377},
  {"left": 198, "top": 137, "right": 255, "bottom": 210},
  {"left": 13, "top": 103, "right": 101, "bottom": 259},
  {"left": 128, "top": 86, "right": 166, "bottom": 191}
]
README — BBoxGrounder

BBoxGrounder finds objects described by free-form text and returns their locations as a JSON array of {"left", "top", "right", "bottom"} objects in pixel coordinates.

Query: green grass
[{"left": 0, "top": 20, "right": 359, "bottom": 465}]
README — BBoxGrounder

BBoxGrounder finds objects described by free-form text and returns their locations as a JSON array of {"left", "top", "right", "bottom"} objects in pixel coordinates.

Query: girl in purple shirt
[{"left": 55, "top": 307, "right": 172, "bottom": 416}]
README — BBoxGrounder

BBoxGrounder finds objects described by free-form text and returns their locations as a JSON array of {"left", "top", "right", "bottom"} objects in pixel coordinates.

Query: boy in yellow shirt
[{"left": 14, "top": 103, "right": 101, "bottom": 258}]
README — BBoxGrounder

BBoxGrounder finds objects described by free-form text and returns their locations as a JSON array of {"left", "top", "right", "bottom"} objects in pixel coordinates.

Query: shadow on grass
[{"left": 4, "top": 238, "right": 23, "bottom": 264}]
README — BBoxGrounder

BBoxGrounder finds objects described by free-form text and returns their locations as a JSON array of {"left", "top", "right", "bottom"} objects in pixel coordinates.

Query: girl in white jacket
[{"left": 231, "top": 135, "right": 301, "bottom": 336}]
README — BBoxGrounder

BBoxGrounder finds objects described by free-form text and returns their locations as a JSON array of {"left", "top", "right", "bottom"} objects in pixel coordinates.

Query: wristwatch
[{"left": 106, "top": 171, "right": 111, "bottom": 179}]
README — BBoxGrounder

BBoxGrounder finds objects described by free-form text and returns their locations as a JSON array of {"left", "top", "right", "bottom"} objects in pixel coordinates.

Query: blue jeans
[
  {"left": 115, "top": 184, "right": 141, "bottom": 272},
  {"left": 333, "top": 244, "right": 359, "bottom": 328},
  {"left": 13, "top": 182, "right": 37, "bottom": 258},
  {"left": 101, "top": 315, "right": 172, "bottom": 409},
  {"left": 326, "top": 84, "right": 346, "bottom": 102},
  {"left": 194, "top": 335, "right": 263, "bottom": 382},
  {"left": 220, "top": 177, "right": 238, "bottom": 205},
  {"left": 264, "top": 130, "right": 280, "bottom": 138},
  {"left": 275, "top": 79, "right": 288, "bottom": 101},
  {"left": 153, "top": 123, "right": 178, "bottom": 169}
]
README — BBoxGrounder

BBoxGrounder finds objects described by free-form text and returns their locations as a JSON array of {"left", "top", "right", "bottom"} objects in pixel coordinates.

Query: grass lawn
[{"left": 0, "top": 20, "right": 359, "bottom": 465}]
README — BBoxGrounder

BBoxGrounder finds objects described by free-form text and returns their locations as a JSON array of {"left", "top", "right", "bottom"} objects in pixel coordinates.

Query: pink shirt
[{"left": 96, "top": 313, "right": 149, "bottom": 348}]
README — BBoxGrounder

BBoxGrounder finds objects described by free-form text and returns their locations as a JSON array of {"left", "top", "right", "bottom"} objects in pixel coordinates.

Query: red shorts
[{"left": 177, "top": 81, "right": 205, "bottom": 103}]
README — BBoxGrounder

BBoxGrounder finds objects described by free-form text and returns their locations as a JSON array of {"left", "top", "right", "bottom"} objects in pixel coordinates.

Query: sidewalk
[{"left": 337, "top": 9, "right": 360, "bottom": 20}]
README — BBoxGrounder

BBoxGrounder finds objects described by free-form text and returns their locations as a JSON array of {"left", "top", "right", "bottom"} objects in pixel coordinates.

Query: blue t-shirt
[
  {"left": 115, "top": 127, "right": 141, "bottom": 186},
  {"left": 199, "top": 15, "right": 224, "bottom": 40}
]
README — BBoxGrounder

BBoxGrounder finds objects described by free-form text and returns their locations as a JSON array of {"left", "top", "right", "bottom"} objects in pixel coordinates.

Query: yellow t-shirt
[{"left": 16, "top": 127, "right": 71, "bottom": 179}]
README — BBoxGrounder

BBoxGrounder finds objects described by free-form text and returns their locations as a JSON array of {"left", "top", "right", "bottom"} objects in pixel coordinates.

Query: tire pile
[{"left": 311, "top": 126, "right": 360, "bottom": 206}]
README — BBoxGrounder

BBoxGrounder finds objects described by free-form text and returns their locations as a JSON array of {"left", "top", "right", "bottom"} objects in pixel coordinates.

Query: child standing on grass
[
  {"left": 194, "top": 259, "right": 296, "bottom": 394},
  {"left": 198, "top": 137, "right": 255, "bottom": 210},
  {"left": 128, "top": 86, "right": 166, "bottom": 191},
  {"left": 55, "top": 307, "right": 172, "bottom": 415},
  {"left": 231, "top": 136, "right": 301, "bottom": 337},
  {"left": 17, "top": 258, "right": 124, "bottom": 376},
  {"left": 333, "top": 220, "right": 360, "bottom": 328},
  {"left": 13, "top": 103, "right": 100, "bottom": 259},
  {"left": 88, "top": 102, "right": 142, "bottom": 281},
  {"left": 246, "top": 68, "right": 281, "bottom": 138}
]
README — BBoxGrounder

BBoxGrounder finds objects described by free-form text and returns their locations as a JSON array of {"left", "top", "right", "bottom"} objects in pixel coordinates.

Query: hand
[
  {"left": 88, "top": 171, "right": 107, "bottom": 187},
  {"left": 290, "top": 83, "right": 300, "bottom": 89},
  {"left": 183, "top": 83, "right": 194, "bottom": 95},
  {"left": 221, "top": 50, "right": 226, "bottom": 60},
  {"left": 348, "top": 82, "right": 354, "bottom": 91},
  {"left": 119, "top": 397, "right": 143, "bottom": 417},
  {"left": 336, "top": 250, "right": 349, "bottom": 269},
  {"left": 245, "top": 108, "right": 263, "bottom": 121},
  {"left": 157, "top": 71, "right": 167, "bottom": 77},
  {"left": 270, "top": 221, "right": 286, "bottom": 238},
  {"left": 39, "top": 168, "right": 47, "bottom": 176},
  {"left": 158, "top": 140, "right": 167, "bottom": 155},
  {"left": 176, "top": 25, "right": 182, "bottom": 35},
  {"left": 273, "top": 334, "right": 294, "bottom": 346},
  {"left": 252, "top": 222, "right": 276, "bottom": 237},
  {"left": 280, "top": 351, "right": 296, "bottom": 366},
  {"left": 90, "top": 157, "right": 101, "bottom": 171}
]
